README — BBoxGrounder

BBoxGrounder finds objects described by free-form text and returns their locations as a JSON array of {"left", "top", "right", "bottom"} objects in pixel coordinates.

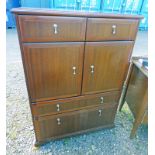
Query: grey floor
[{"left": 6, "top": 29, "right": 148, "bottom": 155}]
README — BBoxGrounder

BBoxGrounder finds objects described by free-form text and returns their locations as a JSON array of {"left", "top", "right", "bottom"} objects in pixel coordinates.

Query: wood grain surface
[
  {"left": 34, "top": 103, "right": 118, "bottom": 142},
  {"left": 12, "top": 8, "right": 143, "bottom": 19},
  {"left": 86, "top": 18, "right": 139, "bottom": 41},
  {"left": 82, "top": 41, "right": 134, "bottom": 94},
  {"left": 13, "top": 9, "right": 142, "bottom": 144},
  {"left": 32, "top": 91, "right": 120, "bottom": 117},
  {"left": 23, "top": 42, "right": 84, "bottom": 102},
  {"left": 18, "top": 15, "right": 86, "bottom": 42}
]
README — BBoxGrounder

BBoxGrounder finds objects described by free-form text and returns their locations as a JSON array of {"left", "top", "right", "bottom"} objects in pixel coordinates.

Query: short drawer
[
  {"left": 18, "top": 15, "right": 86, "bottom": 42},
  {"left": 34, "top": 103, "right": 117, "bottom": 142},
  {"left": 86, "top": 18, "right": 139, "bottom": 41},
  {"left": 32, "top": 91, "right": 120, "bottom": 116}
]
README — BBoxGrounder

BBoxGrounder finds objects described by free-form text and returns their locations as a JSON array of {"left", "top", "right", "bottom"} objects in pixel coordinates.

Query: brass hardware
[
  {"left": 53, "top": 24, "right": 58, "bottom": 34},
  {"left": 100, "top": 97, "right": 104, "bottom": 103},
  {"left": 72, "top": 66, "right": 76, "bottom": 75},
  {"left": 90, "top": 65, "right": 94, "bottom": 74},
  {"left": 56, "top": 104, "right": 60, "bottom": 112},
  {"left": 98, "top": 110, "right": 102, "bottom": 116},
  {"left": 112, "top": 25, "right": 116, "bottom": 35},
  {"left": 57, "top": 118, "right": 61, "bottom": 125}
]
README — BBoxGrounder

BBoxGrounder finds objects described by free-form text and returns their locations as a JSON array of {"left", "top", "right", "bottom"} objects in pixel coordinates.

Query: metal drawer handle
[
  {"left": 57, "top": 118, "right": 61, "bottom": 125},
  {"left": 72, "top": 66, "right": 76, "bottom": 75},
  {"left": 98, "top": 110, "right": 102, "bottom": 117},
  {"left": 53, "top": 24, "right": 58, "bottom": 34},
  {"left": 90, "top": 65, "right": 94, "bottom": 74},
  {"left": 100, "top": 97, "right": 104, "bottom": 103},
  {"left": 56, "top": 104, "right": 60, "bottom": 112},
  {"left": 112, "top": 25, "right": 116, "bottom": 35}
]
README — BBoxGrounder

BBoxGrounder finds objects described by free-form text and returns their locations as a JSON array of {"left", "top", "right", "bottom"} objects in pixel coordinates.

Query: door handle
[
  {"left": 72, "top": 66, "right": 76, "bottom": 75},
  {"left": 90, "top": 65, "right": 94, "bottom": 74}
]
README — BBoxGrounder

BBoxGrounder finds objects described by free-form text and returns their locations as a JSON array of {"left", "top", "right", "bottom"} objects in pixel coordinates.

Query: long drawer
[
  {"left": 18, "top": 15, "right": 86, "bottom": 42},
  {"left": 34, "top": 103, "right": 117, "bottom": 142},
  {"left": 86, "top": 18, "right": 139, "bottom": 41},
  {"left": 32, "top": 91, "right": 120, "bottom": 117}
]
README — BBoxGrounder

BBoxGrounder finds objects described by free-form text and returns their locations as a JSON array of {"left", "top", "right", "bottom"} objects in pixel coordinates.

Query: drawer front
[
  {"left": 34, "top": 104, "right": 117, "bottom": 141},
  {"left": 86, "top": 18, "right": 139, "bottom": 41},
  {"left": 18, "top": 15, "right": 86, "bottom": 42},
  {"left": 32, "top": 91, "right": 120, "bottom": 116}
]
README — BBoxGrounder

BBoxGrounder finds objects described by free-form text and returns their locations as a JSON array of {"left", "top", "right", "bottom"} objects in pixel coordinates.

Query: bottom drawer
[{"left": 34, "top": 103, "right": 118, "bottom": 142}]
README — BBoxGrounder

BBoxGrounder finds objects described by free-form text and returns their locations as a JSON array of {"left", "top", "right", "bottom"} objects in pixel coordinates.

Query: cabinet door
[
  {"left": 82, "top": 41, "right": 134, "bottom": 94},
  {"left": 23, "top": 43, "right": 84, "bottom": 102}
]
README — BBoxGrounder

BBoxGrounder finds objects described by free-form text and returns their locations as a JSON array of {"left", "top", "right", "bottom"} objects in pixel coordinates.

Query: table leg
[{"left": 130, "top": 92, "right": 148, "bottom": 138}]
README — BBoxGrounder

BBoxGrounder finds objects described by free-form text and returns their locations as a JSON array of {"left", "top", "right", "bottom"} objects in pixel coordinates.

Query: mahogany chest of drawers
[{"left": 12, "top": 8, "right": 142, "bottom": 145}]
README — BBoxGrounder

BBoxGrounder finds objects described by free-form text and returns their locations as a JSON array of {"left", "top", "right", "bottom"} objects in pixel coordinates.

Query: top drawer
[
  {"left": 18, "top": 15, "right": 86, "bottom": 42},
  {"left": 86, "top": 18, "right": 139, "bottom": 41}
]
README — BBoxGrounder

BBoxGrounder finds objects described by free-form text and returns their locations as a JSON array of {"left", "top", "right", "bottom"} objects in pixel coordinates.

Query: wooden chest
[{"left": 12, "top": 8, "right": 142, "bottom": 145}]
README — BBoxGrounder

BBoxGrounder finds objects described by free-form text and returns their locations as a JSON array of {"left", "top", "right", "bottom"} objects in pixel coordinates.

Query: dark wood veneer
[
  {"left": 19, "top": 15, "right": 86, "bottom": 42},
  {"left": 23, "top": 42, "right": 84, "bottom": 102},
  {"left": 86, "top": 18, "right": 139, "bottom": 41},
  {"left": 12, "top": 8, "right": 142, "bottom": 145},
  {"left": 32, "top": 91, "right": 120, "bottom": 117},
  {"left": 12, "top": 8, "right": 143, "bottom": 19},
  {"left": 82, "top": 41, "right": 134, "bottom": 94},
  {"left": 34, "top": 103, "right": 118, "bottom": 142}
]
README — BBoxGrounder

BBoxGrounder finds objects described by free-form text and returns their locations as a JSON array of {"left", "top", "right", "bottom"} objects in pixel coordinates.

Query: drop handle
[
  {"left": 112, "top": 25, "right": 116, "bottom": 35},
  {"left": 98, "top": 110, "right": 102, "bottom": 117},
  {"left": 100, "top": 97, "right": 104, "bottom": 104},
  {"left": 72, "top": 66, "right": 76, "bottom": 75},
  {"left": 90, "top": 65, "right": 94, "bottom": 74},
  {"left": 56, "top": 104, "right": 60, "bottom": 112},
  {"left": 57, "top": 118, "right": 61, "bottom": 125},
  {"left": 53, "top": 24, "right": 58, "bottom": 34}
]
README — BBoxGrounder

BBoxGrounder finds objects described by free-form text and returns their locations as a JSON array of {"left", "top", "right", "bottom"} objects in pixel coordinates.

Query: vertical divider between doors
[{"left": 80, "top": 17, "right": 88, "bottom": 95}]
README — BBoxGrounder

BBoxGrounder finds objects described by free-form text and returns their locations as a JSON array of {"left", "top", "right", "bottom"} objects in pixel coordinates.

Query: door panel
[
  {"left": 23, "top": 43, "right": 84, "bottom": 102},
  {"left": 82, "top": 41, "right": 134, "bottom": 94}
]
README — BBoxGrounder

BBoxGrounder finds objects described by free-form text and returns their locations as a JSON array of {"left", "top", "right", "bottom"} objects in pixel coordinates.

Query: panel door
[
  {"left": 82, "top": 41, "right": 134, "bottom": 94},
  {"left": 23, "top": 43, "right": 84, "bottom": 102}
]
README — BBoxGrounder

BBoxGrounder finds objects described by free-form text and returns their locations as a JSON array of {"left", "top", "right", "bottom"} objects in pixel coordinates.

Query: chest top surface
[{"left": 12, "top": 7, "right": 143, "bottom": 20}]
